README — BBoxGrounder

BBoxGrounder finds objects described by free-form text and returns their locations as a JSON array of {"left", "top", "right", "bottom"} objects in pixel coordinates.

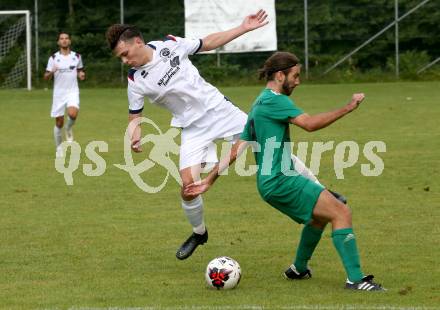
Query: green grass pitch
[{"left": 0, "top": 81, "right": 439, "bottom": 309}]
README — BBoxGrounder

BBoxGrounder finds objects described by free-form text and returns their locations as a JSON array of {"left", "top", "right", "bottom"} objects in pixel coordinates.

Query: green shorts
[{"left": 259, "top": 174, "right": 325, "bottom": 224}]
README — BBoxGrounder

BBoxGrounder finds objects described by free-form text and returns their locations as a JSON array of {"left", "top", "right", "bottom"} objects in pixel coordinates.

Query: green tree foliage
[{"left": 0, "top": 0, "right": 438, "bottom": 85}]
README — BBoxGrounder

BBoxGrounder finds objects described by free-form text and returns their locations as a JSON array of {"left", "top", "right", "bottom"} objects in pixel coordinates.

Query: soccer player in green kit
[{"left": 185, "top": 52, "right": 386, "bottom": 291}]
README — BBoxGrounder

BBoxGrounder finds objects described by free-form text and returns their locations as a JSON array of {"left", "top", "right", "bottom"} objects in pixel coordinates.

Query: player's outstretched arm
[
  {"left": 291, "top": 93, "right": 365, "bottom": 132},
  {"left": 199, "top": 9, "right": 268, "bottom": 52},
  {"left": 184, "top": 140, "right": 249, "bottom": 196}
]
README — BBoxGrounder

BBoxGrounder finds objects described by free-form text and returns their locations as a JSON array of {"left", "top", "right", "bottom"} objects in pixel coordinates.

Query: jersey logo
[
  {"left": 170, "top": 56, "right": 180, "bottom": 67},
  {"left": 159, "top": 47, "right": 176, "bottom": 63},
  {"left": 158, "top": 65, "right": 180, "bottom": 87},
  {"left": 141, "top": 70, "right": 148, "bottom": 78},
  {"left": 160, "top": 48, "right": 170, "bottom": 58}
]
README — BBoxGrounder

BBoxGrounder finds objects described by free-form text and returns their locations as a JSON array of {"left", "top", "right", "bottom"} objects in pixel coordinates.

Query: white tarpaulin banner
[{"left": 184, "top": 0, "right": 277, "bottom": 53}]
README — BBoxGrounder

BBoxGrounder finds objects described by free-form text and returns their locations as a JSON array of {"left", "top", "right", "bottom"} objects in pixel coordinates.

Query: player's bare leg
[
  {"left": 311, "top": 190, "right": 351, "bottom": 229},
  {"left": 65, "top": 106, "right": 78, "bottom": 142}
]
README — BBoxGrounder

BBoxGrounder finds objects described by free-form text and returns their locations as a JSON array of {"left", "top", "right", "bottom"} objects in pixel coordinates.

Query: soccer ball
[{"left": 205, "top": 256, "right": 241, "bottom": 289}]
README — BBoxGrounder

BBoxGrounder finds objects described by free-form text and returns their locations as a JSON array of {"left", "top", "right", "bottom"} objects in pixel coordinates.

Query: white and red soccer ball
[{"left": 205, "top": 256, "right": 241, "bottom": 290}]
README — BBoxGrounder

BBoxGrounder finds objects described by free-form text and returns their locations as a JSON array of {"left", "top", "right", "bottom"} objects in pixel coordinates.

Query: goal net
[{"left": 0, "top": 11, "right": 31, "bottom": 90}]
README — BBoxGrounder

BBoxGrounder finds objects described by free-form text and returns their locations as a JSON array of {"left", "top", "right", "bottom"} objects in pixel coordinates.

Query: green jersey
[
  {"left": 240, "top": 88, "right": 304, "bottom": 196},
  {"left": 240, "top": 88, "right": 324, "bottom": 224}
]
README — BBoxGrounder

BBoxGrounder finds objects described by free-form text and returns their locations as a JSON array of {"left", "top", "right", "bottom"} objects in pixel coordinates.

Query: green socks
[
  {"left": 294, "top": 224, "right": 323, "bottom": 273},
  {"left": 332, "top": 228, "right": 364, "bottom": 282},
  {"left": 293, "top": 226, "right": 365, "bottom": 282}
]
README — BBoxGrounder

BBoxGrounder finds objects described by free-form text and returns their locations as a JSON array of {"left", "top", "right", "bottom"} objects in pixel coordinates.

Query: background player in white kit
[
  {"left": 105, "top": 10, "right": 344, "bottom": 260},
  {"left": 44, "top": 32, "right": 85, "bottom": 158}
]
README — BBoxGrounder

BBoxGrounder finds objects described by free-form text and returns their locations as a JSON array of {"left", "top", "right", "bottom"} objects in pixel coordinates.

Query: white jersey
[
  {"left": 127, "top": 35, "right": 227, "bottom": 128},
  {"left": 46, "top": 51, "right": 83, "bottom": 95}
]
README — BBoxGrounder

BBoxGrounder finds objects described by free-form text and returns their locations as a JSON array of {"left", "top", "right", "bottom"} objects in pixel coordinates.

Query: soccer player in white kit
[
  {"left": 44, "top": 32, "right": 85, "bottom": 158},
  {"left": 106, "top": 10, "right": 345, "bottom": 260}
]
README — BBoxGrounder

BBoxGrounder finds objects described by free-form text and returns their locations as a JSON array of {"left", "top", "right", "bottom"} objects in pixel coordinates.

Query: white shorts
[
  {"left": 51, "top": 92, "right": 80, "bottom": 118},
  {"left": 179, "top": 100, "right": 247, "bottom": 170}
]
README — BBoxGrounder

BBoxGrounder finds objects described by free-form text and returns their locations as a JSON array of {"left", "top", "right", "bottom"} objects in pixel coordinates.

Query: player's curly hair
[
  {"left": 105, "top": 24, "right": 144, "bottom": 50},
  {"left": 258, "top": 52, "right": 300, "bottom": 81}
]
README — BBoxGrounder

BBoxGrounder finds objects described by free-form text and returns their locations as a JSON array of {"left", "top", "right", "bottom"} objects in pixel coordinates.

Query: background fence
[{"left": 1, "top": 0, "right": 439, "bottom": 88}]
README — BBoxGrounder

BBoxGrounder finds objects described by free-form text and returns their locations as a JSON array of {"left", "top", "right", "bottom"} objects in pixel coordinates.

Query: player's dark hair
[
  {"left": 57, "top": 31, "right": 70, "bottom": 40},
  {"left": 106, "top": 24, "right": 144, "bottom": 50},
  {"left": 258, "top": 52, "right": 300, "bottom": 81}
]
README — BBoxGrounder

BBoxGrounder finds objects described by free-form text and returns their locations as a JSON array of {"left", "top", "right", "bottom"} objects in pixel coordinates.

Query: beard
[{"left": 281, "top": 79, "right": 294, "bottom": 96}]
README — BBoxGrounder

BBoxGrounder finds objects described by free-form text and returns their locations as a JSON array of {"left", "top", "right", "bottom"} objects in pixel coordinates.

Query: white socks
[
  {"left": 181, "top": 195, "right": 206, "bottom": 234},
  {"left": 53, "top": 126, "right": 62, "bottom": 147},
  {"left": 66, "top": 116, "right": 76, "bottom": 131}
]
